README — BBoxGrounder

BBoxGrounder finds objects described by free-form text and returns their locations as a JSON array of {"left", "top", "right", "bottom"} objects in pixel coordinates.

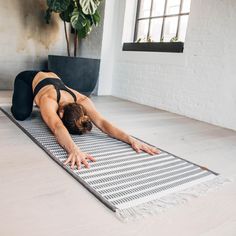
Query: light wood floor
[{"left": 0, "top": 91, "right": 236, "bottom": 236}]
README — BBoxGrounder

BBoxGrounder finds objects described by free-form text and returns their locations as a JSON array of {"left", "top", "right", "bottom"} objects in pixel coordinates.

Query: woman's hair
[{"left": 61, "top": 103, "right": 92, "bottom": 135}]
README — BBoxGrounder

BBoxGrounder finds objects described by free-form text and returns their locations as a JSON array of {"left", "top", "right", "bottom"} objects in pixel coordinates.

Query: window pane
[
  {"left": 163, "top": 16, "right": 178, "bottom": 41},
  {"left": 136, "top": 19, "right": 149, "bottom": 42},
  {"left": 149, "top": 18, "right": 163, "bottom": 41},
  {"left": 178, "top": 15, "right": 189, "bottom": 41},
  {"left": 138, "top": 0, "right": 152, "bottom": 18},
  {"left": 152, "top": 0, "right": 166, "bottom": 16},
  {"left": 181, "top": 0, "right": 191, "bottom": 13},
  {"left": 166, "top": 0, "right": 181, "bottom": 15}
]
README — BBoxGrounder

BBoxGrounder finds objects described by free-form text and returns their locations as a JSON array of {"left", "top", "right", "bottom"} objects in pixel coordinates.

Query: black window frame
[{"left": 123, "top": 0, "right": 190, "bottom": 53}]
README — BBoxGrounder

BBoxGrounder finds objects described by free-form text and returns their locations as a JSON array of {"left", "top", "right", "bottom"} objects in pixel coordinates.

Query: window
[{"left": 134, "top": 0, "right": 191, "bottom": 43}]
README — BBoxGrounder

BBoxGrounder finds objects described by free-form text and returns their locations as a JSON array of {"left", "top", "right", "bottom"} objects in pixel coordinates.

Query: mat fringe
[{"left": 115, "top": 175, "right": 233, "bottom": 222}]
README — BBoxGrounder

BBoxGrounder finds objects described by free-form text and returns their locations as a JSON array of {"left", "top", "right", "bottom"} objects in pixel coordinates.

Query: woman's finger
[
  {"left": 86, "top": 154, "right": 96, "bottom": 162},
  {"left": 139, "top": 142, "right": 158, "bottom": 155},
  {"left": 148, "top": 146, "right": 158, "bottom": 155},
  {"left": 71, "top": 157, "right": 76, "bottom": 169},
  {"left": 152, "top": 147, "right": 161, "bottom": 154},
  {"left": 76, "top": 159, "right": 81, "bottom": 170},
  {"left": 81, "top": 158, "right": 90, "bottom": 169},
  {"left": 142, "top": 145, "right": 154, "bottom": 155},
  {"left": 64, "top": 156, "right": 72, "bottom": 165},
  {"left": 147, "top": 146, "right": 161, "bottom": 155},
  {"left": 132, "top": 144, "right": 141, "bottom": 153}
]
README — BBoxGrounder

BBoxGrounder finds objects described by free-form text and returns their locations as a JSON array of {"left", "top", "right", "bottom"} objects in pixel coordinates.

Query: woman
[{"left": 11, "top": 70, "right": 160, "bottom": 170}]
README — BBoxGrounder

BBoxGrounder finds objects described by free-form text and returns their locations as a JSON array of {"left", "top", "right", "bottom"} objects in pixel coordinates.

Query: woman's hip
[{"left": 14, "top": 70, "right": 40, "bottom": 87}]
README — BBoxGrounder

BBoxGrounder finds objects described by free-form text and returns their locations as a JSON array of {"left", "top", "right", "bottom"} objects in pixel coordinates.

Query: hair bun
[
  {"left": 80, "top": 115, "right": 89, "bottom": 123},
  {"left": 76, "top": 116, "right": 92, "bottom": 132},
  {"left": 82, "top": 120, "right": 92, "bottom": 131}
]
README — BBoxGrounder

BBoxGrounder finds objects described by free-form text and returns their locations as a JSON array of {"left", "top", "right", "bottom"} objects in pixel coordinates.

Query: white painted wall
[
  {"left": 0, "top": 0, "right": 105, "bottom": 90},
  {"left": 98, "top": 0, "right": 120, "bottom": 95},
  {"left": 0, "top": 0, "right": 68, "bottom": 90},
  {"left": 99, "top": 0, "right": 236, "bottom": 131}
]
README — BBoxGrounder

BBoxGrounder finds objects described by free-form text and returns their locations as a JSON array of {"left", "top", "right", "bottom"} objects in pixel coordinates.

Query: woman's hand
[
  {"left": 63, "top": 147, "right": 96, "bottom": 170},
  {"left": 129, "top": 137, "right": 161, "bottom": 155}
]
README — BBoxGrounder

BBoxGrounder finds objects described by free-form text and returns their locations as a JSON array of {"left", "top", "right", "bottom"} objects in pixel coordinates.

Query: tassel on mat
[{"left": 115, "top": 175, "right": 232, "bottom": 223}]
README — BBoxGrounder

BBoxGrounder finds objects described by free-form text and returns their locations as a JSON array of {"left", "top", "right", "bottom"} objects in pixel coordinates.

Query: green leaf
[
  {"left": 79, "top": 0, "right": 101, "bottom": 15},
  {"left": 59, "top": 2, "right": 74, "bottom": 22},
  {"left": 77, "top": 27, "right": 87, "bottom": 38},
  {"left": 77, "top": 19, "right": 92, "bottom": 38},
  {"left": 71, "top": 8, "right": 87, "bottom": 31},
  {"left": 71, "top": 10, "right": 92, "bottom": 39},
  {"left": 80, "top": 27, "right": 92, "bottom": 38},
  {"left": 47, "top": 0, "right": 71, "bottom": 13},
  {"left": 83, "top": 19, "right": 92, "bottom": 35},
  {"left": 170, "top": 36, "right": 178, "bottom": 42},
  {"left": 90, "top": 9, "right": 100, "bottom": 26}
]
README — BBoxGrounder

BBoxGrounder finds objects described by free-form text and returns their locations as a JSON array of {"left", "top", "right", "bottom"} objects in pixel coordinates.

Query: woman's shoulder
[
  {"left": 33, "top": 71, "right": 58, "bottom": 85},
  {"left": 37, "top": 71, "right": 59, "bottom": 78},
  {"left": 64, "top": 86, "right": 88, "bottom": 103}
]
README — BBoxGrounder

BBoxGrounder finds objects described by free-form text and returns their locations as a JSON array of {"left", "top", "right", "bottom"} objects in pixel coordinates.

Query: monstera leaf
[
  {"left": 71, "top": 8, "right": 87, "bottom": 30},
  {"left": 47, "top": 0, "right": 71, "bottom": 13},
  {"left": 59, "top": 1, "right": 74, "bottom": 22},
  {"left": 71, "top": 8, "right": 92, "bottom": 38},
  {"left": 79, "top": 0, "right": 100, "bottom": 15},
  {"left": 77, "top": 23, "right": 92, "bottom": 38},
  {"left": 90, "top": 9, "right": 100, "bottom": 26}
]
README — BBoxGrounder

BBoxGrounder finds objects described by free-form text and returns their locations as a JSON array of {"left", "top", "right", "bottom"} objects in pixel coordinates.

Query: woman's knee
[
  {"left": 13, "top": 72, "right": 28, "bottom": 89},
  {"left": 11, "top": 106, "right": 31, "bottom": 121}
]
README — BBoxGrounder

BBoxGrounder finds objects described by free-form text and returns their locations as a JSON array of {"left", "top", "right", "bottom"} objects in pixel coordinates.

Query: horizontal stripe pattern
[{"left": 2, "top": 107, "right": 217, "bottom": 211}]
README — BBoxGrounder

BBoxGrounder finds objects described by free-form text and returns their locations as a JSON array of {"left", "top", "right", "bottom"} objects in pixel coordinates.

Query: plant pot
[{"left": 48, "top": 55, "right": 100, "bottom": 96}]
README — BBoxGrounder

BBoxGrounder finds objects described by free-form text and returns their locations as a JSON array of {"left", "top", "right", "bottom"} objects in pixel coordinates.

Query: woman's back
[
  {"left": 32, "top": 71, "right": 86, "bottom": 108},
  {"left": 11, "top": 70, "right": 87, "bottom": 121}
]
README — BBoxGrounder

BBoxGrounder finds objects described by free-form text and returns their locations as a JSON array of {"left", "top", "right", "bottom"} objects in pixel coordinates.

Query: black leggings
[{"left": 11, "top": 70, "right": 40, "bottom": 121}]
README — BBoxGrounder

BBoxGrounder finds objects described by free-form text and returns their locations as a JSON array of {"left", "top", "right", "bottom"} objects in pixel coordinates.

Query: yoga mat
[{"left": 0, "top": 106, "right": 230, "bottom": 222}]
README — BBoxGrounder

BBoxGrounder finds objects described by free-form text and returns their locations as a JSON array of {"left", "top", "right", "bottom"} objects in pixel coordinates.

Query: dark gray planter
[{"left": 48, "top": 55, "right": 100, "bottom": 96}]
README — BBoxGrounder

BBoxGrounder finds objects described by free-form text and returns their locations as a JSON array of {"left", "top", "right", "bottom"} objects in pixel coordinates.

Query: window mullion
[
  {"left": 160, "top": 0, "right": 168, "bottom": 41},
  {"left": 147, "top": 0, "right": 154, "bottom": 41},
  {"left": 176, "top": 0, "right": 184, "bottom": 38},
  {"left": 133, "top": 0, "right": 141, "bottom": 42}
]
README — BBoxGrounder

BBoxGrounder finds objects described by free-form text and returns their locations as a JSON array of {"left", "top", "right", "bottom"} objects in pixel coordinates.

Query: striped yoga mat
[{"left": 0, "top": 106, "right": 229, "bottom": 222}]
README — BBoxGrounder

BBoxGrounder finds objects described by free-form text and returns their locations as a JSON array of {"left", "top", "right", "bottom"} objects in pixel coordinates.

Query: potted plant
[{"left": 45, "top": 0, "right": 102, "bottom": 96}]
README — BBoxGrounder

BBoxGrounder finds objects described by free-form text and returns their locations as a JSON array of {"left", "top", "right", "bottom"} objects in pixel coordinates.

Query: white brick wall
[{"left": 99, "top": 0, "right": 236, "bottom": 131}]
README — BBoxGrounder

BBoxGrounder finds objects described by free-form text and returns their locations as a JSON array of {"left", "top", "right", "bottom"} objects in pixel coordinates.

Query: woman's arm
[
  {"left": 39, "top": 97, "right": 95, "bottom": 169},
  {"left": 81, "top": 98, "right": 160, "bottom": 155}
]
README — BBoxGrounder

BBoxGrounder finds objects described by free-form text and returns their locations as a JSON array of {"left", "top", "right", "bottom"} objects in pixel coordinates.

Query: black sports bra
[{"left": 33, "top": 78, "right": 77, "bottom": 103}]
